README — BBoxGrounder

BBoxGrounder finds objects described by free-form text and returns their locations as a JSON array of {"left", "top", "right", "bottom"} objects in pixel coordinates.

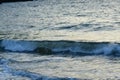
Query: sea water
[
  {"left": 0, "top": 0, "right": 120, "bottom": 80},
  {"left": 0, "top": 52, "right": 120, "bottom": 80}
]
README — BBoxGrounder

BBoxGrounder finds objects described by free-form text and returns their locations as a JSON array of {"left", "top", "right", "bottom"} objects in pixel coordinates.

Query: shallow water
[{"left": 0, "top": 52, "right": 120, "bottom": 80}]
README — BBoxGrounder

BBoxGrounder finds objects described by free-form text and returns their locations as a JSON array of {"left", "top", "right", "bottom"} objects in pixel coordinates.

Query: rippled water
[
  {"left": 0, "top": 0, "right": 120, "bottom": 41},
  {"left": 0, "top": 52, "right": 120, "bottom": 80},
  {"left": 0, "top": 0, "right": 120, "bottom": 80}
]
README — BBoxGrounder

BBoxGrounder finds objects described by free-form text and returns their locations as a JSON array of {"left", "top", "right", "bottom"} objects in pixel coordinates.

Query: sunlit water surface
[
  {"left": 0, "top": 52, "right": 120, "bottom": 80},
  {"left": 0, "top": 0, "right": 120, "bottom": 80},
  {"left": 0, "top": 0, "right": 120, "bottom": 42}
]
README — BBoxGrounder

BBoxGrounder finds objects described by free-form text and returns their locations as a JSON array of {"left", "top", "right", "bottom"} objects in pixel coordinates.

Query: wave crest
[{"left": 0, "top": 39, "right": 120, "bottom": 56}]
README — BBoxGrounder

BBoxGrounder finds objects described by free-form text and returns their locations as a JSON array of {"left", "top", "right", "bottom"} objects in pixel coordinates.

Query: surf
[{"left": 0, "top": 39, "right": 120, "bottom": 56}]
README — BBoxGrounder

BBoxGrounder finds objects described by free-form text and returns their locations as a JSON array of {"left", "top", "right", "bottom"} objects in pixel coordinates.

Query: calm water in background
[
  {"left": 0, "top": 0, "right": 120, "bottom": 41},
  {"left": 0, "top": 0, "right": 120, "bottom": 80}
]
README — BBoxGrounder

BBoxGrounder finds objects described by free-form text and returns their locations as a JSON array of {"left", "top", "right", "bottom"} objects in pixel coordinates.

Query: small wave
[
  {"left": 51, "top": 23, "right": 97, "bottom": 31},
  {"left": 1, "top": 40, "right": 38, "bottom": 52},
  {"left": 0, "top": 39, "right": 120, "bottom": 56}
]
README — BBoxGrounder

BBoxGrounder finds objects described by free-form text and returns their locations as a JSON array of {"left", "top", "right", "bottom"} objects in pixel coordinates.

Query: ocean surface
[{"left": 0, "top": 0, "right": 120, "bottom": 80}]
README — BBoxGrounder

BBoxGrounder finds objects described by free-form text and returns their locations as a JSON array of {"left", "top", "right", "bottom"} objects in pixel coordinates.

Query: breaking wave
[{"left": 0, "top": 39, "right": 120, "bottom": 56}]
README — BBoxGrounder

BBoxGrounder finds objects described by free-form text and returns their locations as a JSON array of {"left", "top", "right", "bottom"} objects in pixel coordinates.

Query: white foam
[
  {"left": 93, "top": 43, "right": 120, "bottom": 55},
  {"left": 1, "top": 40, "right": 38, "bottom": 52}
]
